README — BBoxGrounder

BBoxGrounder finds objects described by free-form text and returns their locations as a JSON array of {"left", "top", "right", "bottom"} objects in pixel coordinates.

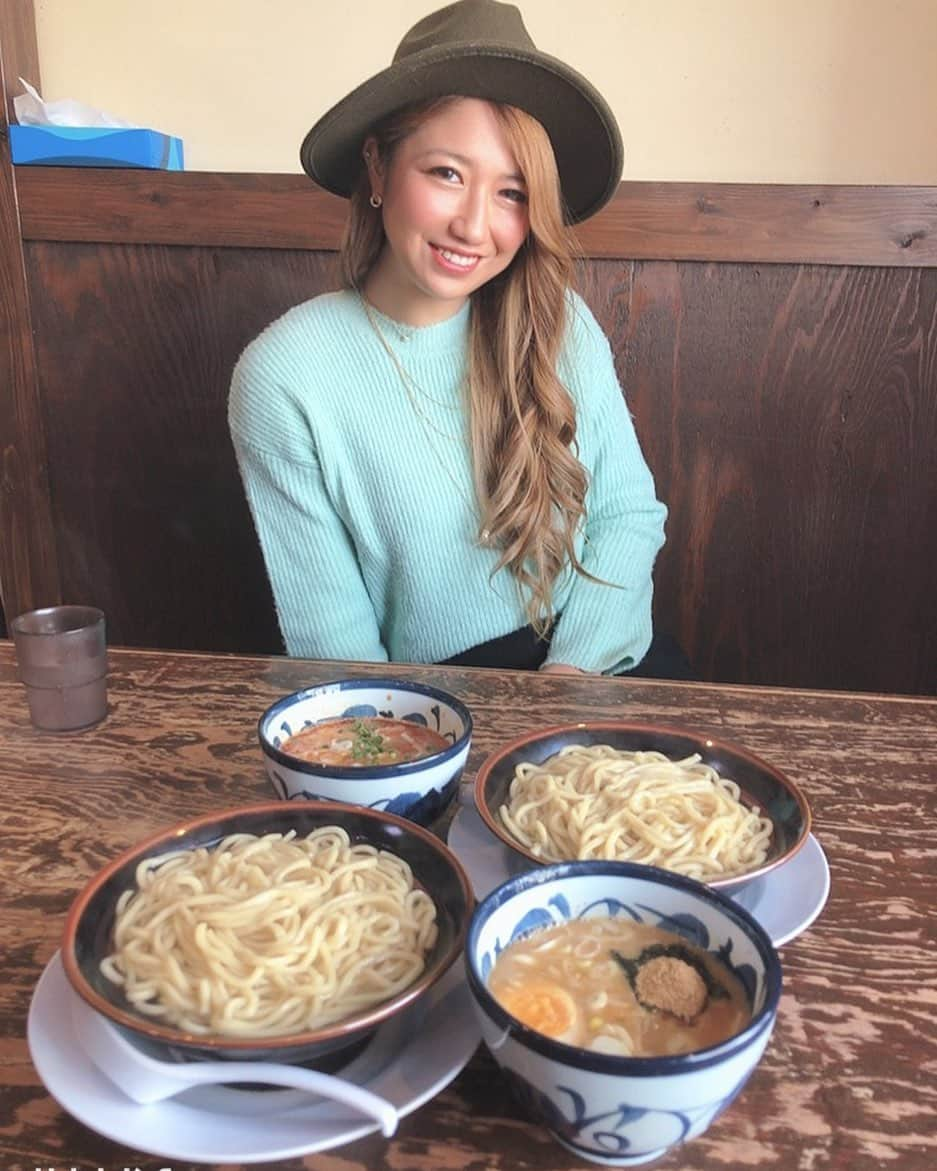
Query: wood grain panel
[
  {"left": 580, "top": 182, "right": 937, "bottom": 266},
  {"left": 17, "top": 169, "right": 350, "bottom": 251},
  {"left": 0, "top": 2, "right": 60, "bottom": 633},
  {"left": 583, "top": 259, "right": 937, "bottom": 694},
  {"left": 16, "top": 168, "right": 937, "bottom": 267},
  {"left": 25, "top": 240, "right": 342, "bottom": 652}
]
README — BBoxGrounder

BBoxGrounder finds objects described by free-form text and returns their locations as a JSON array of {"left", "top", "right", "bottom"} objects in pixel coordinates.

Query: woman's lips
[{"left": 430, "top": 243, "right": 481, "bottom": 273}]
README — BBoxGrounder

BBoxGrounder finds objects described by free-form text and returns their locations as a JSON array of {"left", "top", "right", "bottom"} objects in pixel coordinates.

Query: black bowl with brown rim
[
  {"left": 473, "top": 722, "right": 811, "bottom": 895},
  {"left": 62, "top": 800, "right": 473, "bottom": 1066}
]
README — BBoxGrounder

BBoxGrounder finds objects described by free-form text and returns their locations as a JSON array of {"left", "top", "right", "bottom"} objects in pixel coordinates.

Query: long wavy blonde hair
[{"left": 342, "top": 97, "right": 592, "bottom": 634}]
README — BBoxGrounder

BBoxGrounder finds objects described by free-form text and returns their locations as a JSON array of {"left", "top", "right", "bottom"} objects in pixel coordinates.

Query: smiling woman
[{"left": 228, "top": 0, "right": 670, "bottom": 678}]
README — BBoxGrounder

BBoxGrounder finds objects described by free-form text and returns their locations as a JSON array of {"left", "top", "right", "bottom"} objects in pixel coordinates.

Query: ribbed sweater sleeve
[
  {"left": 228, "top": 304, "right": 388, "bottom": 661},
  {"left": 545, "top": 297, "right": 668, "bottom": 674}
]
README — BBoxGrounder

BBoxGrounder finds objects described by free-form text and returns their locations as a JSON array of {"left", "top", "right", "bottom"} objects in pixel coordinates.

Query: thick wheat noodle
[
  {"left": 498, "top": 746, "right": 773, "bottom": 880},
  {"left": 99, "top": 826, "right": 437, "bottom": 1037}
]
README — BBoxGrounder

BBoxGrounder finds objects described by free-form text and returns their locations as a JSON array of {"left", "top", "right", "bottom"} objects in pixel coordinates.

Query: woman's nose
[{"left": 450, "top": 190, "right": 488, "bottom": 243}]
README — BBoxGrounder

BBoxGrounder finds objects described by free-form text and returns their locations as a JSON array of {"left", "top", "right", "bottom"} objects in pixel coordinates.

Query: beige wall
[{"left": 32, "top": 0, "right": 937, "bottom": 183}]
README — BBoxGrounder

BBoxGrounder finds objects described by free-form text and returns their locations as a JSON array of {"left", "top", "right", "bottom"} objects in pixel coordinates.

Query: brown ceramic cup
[{"left": 11, "top": 605, "right": 107, "bottom": 731}]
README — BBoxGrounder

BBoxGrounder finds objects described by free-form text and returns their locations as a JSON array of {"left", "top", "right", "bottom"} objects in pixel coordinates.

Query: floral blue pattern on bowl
[
  {"left": 258, "top": 678, "right": 473, "bottom": 828},
  {"left": 464, "top": 861, "right": 782, "bottom": 1166}
]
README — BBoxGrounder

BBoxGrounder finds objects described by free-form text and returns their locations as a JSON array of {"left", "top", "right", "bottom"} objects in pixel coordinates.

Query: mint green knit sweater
[{"left": 228, "top": 289, "right": 666, "bottom": 674}]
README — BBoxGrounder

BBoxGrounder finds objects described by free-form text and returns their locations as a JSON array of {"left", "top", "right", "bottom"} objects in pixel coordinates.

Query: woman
[{"left": 229, "top": 0, "right": 674, "bottom": 676}]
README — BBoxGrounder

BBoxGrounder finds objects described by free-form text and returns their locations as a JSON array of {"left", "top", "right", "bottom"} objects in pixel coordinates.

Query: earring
[{"left": 369, "top": 193, "right": 383, "bottom": 209}]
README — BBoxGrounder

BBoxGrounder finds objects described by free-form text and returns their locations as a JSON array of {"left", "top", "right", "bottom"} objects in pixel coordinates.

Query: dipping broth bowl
[
  {"left": 474, "top": 722, "right": 811, "bottom": 894},
  {"left": 465, "top": 861, "right": 782, "bottom": 1166},
  {"left": 259, "top": 678, "right": 473, "bottom": 827},
  {"left": 62, "top": 801, "right": 473, "bottom": 1067}
]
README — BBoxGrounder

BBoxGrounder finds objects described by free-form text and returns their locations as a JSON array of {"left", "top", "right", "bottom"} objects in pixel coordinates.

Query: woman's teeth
[{"left": 436, "top": 247, "right": 476, "bottom": 267}]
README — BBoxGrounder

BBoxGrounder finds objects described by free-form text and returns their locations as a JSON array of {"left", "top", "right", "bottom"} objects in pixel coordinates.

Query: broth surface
[
  {"left": 282, "top": 716, "right": 448, "bottom": 766},
  {"left": 488, "top": 918, "right": 751, "bottom": 1057}
]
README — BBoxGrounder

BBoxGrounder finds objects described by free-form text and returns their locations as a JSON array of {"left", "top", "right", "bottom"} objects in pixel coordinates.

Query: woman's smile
[{"left": 430, "top": 244, "right": 482, "bottom": 272}]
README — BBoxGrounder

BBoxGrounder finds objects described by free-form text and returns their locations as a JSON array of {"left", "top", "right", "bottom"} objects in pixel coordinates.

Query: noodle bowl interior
[
  {"left": 488, "top": 917, "right": 751, "bottom": 1057},
  {"left": 497, "top": 744, "right": 774, "bottom": 881},
  {"left": 99, "top": 826, "right": 438, "bottom": 1038}
]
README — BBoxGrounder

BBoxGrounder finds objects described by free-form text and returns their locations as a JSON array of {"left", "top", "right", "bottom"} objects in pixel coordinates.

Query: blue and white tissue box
[{"left": 9, "top": 125, "right": 184, "bottom": 170}]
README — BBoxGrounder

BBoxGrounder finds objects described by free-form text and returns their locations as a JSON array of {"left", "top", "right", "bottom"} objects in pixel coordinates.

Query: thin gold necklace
[
  {"left": 359, "top": 293, "right": 492, "bottom": 546},
  {"left": 362, "top": 298, "right": 461, "bottom": 441},
  {"left": 363, "top": 303, "right": 462, "bottom": 414}
]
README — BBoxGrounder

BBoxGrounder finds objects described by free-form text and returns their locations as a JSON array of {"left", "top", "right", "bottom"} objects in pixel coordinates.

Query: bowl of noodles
[
  {"left": 61, "top": 801, "right": 474, "bottom": 1066},
  {"left": 473, "top": 722, "right": 810, "bottom": 894},
  {"left": 464, "top": 860, "right": 782, "bottom": 1165}
]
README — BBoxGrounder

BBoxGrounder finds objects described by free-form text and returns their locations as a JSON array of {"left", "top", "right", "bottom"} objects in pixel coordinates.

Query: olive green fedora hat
[{"left": 300, "top": 0, "right": 623, "bottom": 223}]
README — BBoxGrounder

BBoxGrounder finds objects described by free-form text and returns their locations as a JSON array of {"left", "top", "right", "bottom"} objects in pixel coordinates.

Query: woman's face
[{"left": 364, "top": 98, "right": 531, "bottom": 326}]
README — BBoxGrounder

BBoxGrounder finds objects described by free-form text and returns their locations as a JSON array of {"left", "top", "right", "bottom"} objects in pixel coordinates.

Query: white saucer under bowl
[
  {"left": 447, "top": 801, "right": 830, "bottom": 948},
  {"left": 28, "top": 952, "right": 480, "bottom": 1164}
]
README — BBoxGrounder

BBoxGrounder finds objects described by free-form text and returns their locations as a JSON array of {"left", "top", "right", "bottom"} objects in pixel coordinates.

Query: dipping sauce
[
  {"left": 282, "top": 716, "right": 449, "bottom": 767},
  {"left": 488, "top": 918, "right": 751, "bottom": 1057}
]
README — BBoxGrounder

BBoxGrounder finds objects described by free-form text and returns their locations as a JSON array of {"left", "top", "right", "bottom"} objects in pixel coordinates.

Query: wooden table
[{"left": 2, "top": 643, "right": 935, "bottom": 1171}]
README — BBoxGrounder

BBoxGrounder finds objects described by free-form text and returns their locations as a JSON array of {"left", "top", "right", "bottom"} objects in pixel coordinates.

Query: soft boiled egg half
[{"left": 495, "top": 981, "right": 582, "bottom": 1045}]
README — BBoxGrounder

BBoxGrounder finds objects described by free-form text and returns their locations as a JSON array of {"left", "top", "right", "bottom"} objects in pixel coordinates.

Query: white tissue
[{"left": 13, "top": 78, "right": 138, "bottom": 129}]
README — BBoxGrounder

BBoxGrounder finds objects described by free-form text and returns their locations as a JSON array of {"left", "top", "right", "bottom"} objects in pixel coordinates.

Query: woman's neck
[{"left": 362, "top": 255, "right": 469, "bottom": 328}]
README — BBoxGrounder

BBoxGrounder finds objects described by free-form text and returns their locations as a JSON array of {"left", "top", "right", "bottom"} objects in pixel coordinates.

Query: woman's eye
[
  {"left": 429, "top": 165, "right": 460, "bottom": 182},
  {"left": 502, "top": 188, "right": 528, "bottom": 205}
]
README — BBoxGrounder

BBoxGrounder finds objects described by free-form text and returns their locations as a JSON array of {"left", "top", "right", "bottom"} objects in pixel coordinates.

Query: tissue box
[{"left": 9, "top": 126, "right": 184, "bottom": 170}]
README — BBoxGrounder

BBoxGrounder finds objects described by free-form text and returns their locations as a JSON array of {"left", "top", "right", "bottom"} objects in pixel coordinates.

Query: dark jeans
[{"left": 440, "top": 626, "right": 694, "bottom": 680}]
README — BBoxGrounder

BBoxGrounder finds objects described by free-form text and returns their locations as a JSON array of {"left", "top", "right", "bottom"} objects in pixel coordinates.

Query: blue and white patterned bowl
[
  {"left": 465, "top": 862, "right": 782, "bottom": 1166},
  {"left": 258, "top": 678, "right": 473, "bottom": 828}
]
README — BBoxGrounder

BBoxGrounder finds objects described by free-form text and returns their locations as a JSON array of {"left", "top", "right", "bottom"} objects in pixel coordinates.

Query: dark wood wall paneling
[
  {"left": 5, "top": 168, "right": 937, "bottom": 692},
  {"left": 583, "top": 261, "right": 937, "bottom": 692},
  {"left": 25, "top": 242, "right": 342, "bottom": 654}
]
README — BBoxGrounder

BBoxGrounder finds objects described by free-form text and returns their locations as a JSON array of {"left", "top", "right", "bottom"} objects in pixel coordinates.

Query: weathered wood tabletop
[{"left": 2, "top": 643, "right": 935, "bottom": 1171}]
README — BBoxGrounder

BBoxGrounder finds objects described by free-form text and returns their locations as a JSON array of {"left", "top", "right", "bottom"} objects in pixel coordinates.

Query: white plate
[
  {"left": 28, "top": 952, "right": 480, "bottom": 1164},
  {"left": 447, "top": 802, "right": 830, "bottom": 948}
]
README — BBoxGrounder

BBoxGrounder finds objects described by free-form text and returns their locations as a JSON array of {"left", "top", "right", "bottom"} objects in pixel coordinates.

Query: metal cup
[{"left": 10, "top": 605, "right": 107, "bottom": 731}]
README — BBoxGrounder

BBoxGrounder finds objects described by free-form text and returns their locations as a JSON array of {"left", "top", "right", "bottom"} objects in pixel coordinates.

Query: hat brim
[{"left": 300, "top": 43, "right": 623, "bottom": 224}]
